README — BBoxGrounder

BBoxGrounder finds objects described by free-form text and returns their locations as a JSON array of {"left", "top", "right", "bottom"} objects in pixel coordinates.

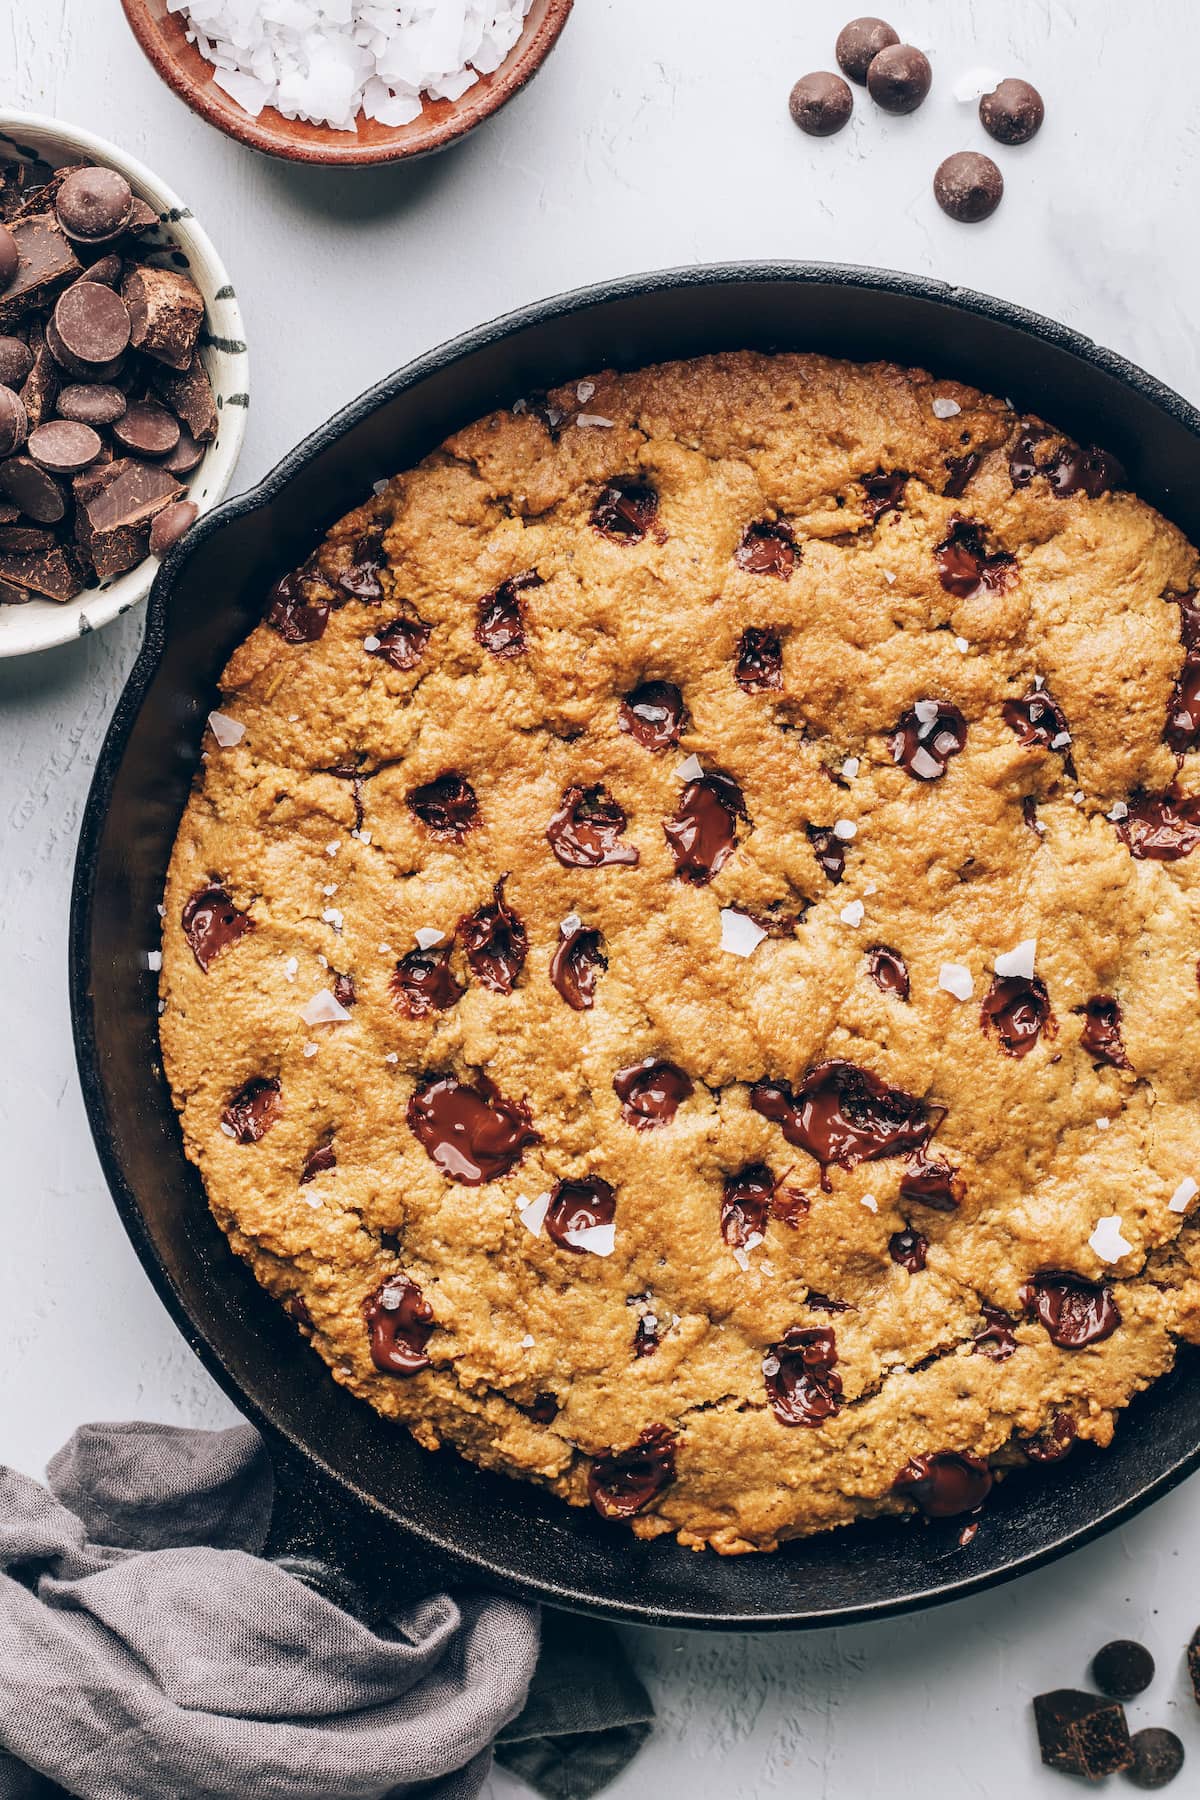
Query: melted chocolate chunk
[
  {"left": 664, "top": 770, "right": 746, "bottom": 884},
  {"left": 1078, "top": 995, "right": 1130, "bottom": 1070},
  {"left": 618, "top": 680, "right": 685, "bottom": 750},
  {"left": 893, "top": 1450, "right": 993, "bottom": 1517},
  {"left": 734, "top": 519, "right": 796, "bottom": 578},
  {"left": 735, "top": 626, "right": 783, "bottom": 691},
  {"left": 283, "top": 1293, "right": 313, "bottom": 1330},
  {"left": 221, "top": 1076, "right": 281, "bottom": 1144},
  {"left": 549, "top": 922, "right": 607, "bottom": 1010},
  {"left": 981, "top": 974, "right": 1053, "bottom": 1057},
  {"left": 1009, "top": 424, "right": 1124, "bottom": 499},
  {"left": 764, "top": 1326, "right": 843, "bottom": 1427},
  {"left": 476, "top": 570, "right": 540, "bottom": 658},
  {"left": 460, "top": 877, "right": 527, "bottom": 993},
  {"left": 526, "top": 1391, "right": 560, "bottom": 1424},
  {"left": 867, "top": 945, "right": 910, "bottom": 999},
  {"left": 390, "top": 946, "right": 464, "bottom": 1018},
  {"left": 407, "top": 773, "right": 479, "bottom": 841},
  {"left": 591, "top": 479, "right": 660, "bottom": 544},
  {"left": 1117, "top": 790, "right": 1200, "bottom": 861},
  {"left": 364, "top": 1275, "right": 434, "bottom": 1375},
  {"left": 1021, "top": 1270, "right": 1120, "bottom": 1348},
  {"left": 934, "top": 518, "right": 1017, "bottom": 598},
  {"left": 889, "top": 1227, "right": 928, "bottom": 1272},
  {"left": 633, "top": 1314, "right": 660, "bottom": 1357},
  {"left": 266, "top": 563, "right": 329, "bottom": 643},
  {"left": 861, "top": 470, "right": 907, "bottom": 521},
  {"left": 337, "top": 529, "right": 385, "bottom": 601},
  {"left": 181, "top": 884, "right": 253, "bottom": 972},
  {"left": 1022, "top": 795, "right": 1044, "bottom": 837},
  {"left": 545, "top": 1176, "right": 616, "bottom": 1251},
  {"left": 890, "top": 701, "right": 968, "bottom": 781},
  {"left": 612, "top": 1059, "right": 693, "bottom": 1129},
  {"left": 368, "top": 613, "right": 430, "bottom": 672},
  {"left": 973, "top": 1304, "right": 1018, "bottom": 1361},
  {"left": 588, "top": 1424, "right": 676, "bottom": 1519},
  {"left": 943, "top": 451, "right": 982, "bottom": 499},
  {"left": 332, "top": 972, "right": 356, "bottom": 1008},
  {"left": 407, "top": 1073, "right": 539, "bottom": 1184},
  {"left": 1020, "top": 1411, "right": 1077, "bottom": 1464},
  {"left": 547, "top": 784, "right": 638, "bottom": 868},
  {"left": 898, "top": 1153, "right": 962, "bottom": 1212},
  {"left": 806, "top": 823, "right": 845, "bottom": 883},
  {"left": 805, "top": 1291, "right": 849, "bottom": 1313},
  {"left": 751, "top": 1060, "right": 929, "bottom": 1185},
  {"left": 1003, "top": 687, "right": 1071, "bottom": 754},
  {"left": 721, "top": 1164, "right": 774, "bottom": 1248},
  {"left": 300, "top": 1138, "right": 336, "bottom": 1184},
  {"left": 1167, "top": 655, "right": 1200, "bottom": 753}
]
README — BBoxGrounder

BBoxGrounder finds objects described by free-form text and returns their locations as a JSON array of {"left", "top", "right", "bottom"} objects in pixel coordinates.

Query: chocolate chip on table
[
  {"left": 113, "top": 398, "right": 180, "bottom": 458},
  {"left": 55, "top": 166, "right": 133, "bottom": 243},
  {"left": 122, "top": 263, "right": 205, "bottom": 370},
  {"left": 0, "top": 224, "right": 17, "bottom": 291},
  {"left": 0, "top": 336, "right": 32, "bottom": 387},
  {"left": 0, "top": 383, "right": 28, "bottom": 455},
  {"left": 28, "top": 418, "right": 101, "bottom": 475},
  {"left": 934, "top": 151, "right": 1004, "bottom": 223},
  {"left": 149, "top": 498, "right": 198, "bottom": 557},
  {"left": 364, "top": 1274, "right": 434, "bottom": 1375},
  {"left": 1032, "top": 1690, "right": 1134, "bottom": 1780},
  {"left": 1090, "top": 1639, "right": 1155, "bottom": 1700},
  {"left": 0, "top": 454, "right": 64, "bottom": 522},
  {"left": 1128, "top": 1728, "right": 1185, "bottom": 1790},
  {"left": 612, "top": 1059, "right": 693, "bottom": 1129},
  {"left": 53, "top": 280, "right": 131, "bottom": 365},
  {"left": 979, "top": 77, "right": 1045, "bottom": 146},
  {"left": 835, "top": 16, "right": 899, "bottom": 83},
  {"left": 789, "top": 71, "right": 854, "bottom": 137},
  {"left": 866, "top": 43, "right": 932, "bottom": 113}
]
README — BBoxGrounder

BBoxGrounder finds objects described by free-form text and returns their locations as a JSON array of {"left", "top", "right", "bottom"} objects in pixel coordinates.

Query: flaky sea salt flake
[
  {"left": 939, "top": 962, "right": 973, "bottom": 1000},
  {"left": 519, "top": 1192, "right": 550, "bottom": 1236},
  {"left": 840, "top": 899, "right": 865, "bottom": 928},
  {"left": 1089, "top": 1215, "right": 1132, "bottom": 1263},
  {"left": 720, "top": 908, "right": 767, "bottom": 958},
  {"left": 932, "top": 396, "right": 961, "bottom": 419},
  {"left": 414, "top": 926, "right": 444, "bottom": 950},
  {"left": 300, "top": 988, "right": 351, "bottom": 1026},
  {"left": 675, "top": 754, "right": 704, "bottom": 782},
  {"left": 995, "top": 937, "right": 1036, "bottom": 981},
  {"left": 1170, "top": 1176, "right": 1198, "bottom": 1214},
  {"left": 564, "top": 1221, "right": 615, "bottom": 1257},
  {"left": 207, "top": 709, "right": 244, "bottom": 748}
]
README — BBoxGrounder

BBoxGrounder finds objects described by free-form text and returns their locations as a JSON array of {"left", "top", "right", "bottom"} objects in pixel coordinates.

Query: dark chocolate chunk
[
  {"left": 973, "top": 1305, "right": 1018, "bottom": 1361},
  {"left": 55, "top": 167, "right": 133, "bottom": 243},
  {"left": 751, "top": 1059, "right": 929, "bottom": 1184},
  {"left": 721, "top": 1164, "right": 774, "bottom": 1248},
  {"left": 807, "top": 823, "right": 846, "bottom": 883},
  {"left": 889, "top": 1227, "right": 928, "bottom": 1272},
  {"left": 619, "top": 679, "right": 685, "bottom": 750},
  {"left": 0, "top": 540, "right": 81, "bottom": 601},
  {"left": 364, "top": 1275, "right": 434, "bottom": 1375},
  {"left": 332, "top": 972, "right": 356, "bottom": 1009},
  {"left": 612, "top": 1059, "right": 693, "bottom": 1129},
  {"left": 389, "top": 945, "right": 464, "bottom": 1018},
  {"left": 0, "top": 336, "right": 32, "bottom": 387},
  {"left": 476, "top": 569, "right": 539, "bottom": 658},
  {"left": 1002, "top": 686, "right": 1071, "bottom": 755},
  {"left": 788, "top": 71, "right": 854, "bottom": 136},
  {"left": 150, "top": 354, "right": 218, "bottom": 442},
  {"left": 1078, "top": 995, "right": 1130, "bottom": 1069},
  {"left": 1032, "top": 1689, "right": 1133, "bottom": 1780},
  {"left": 113, "top": 398, "right": 179, "bottom": 458},
  {"left": 1189, "top": 1627, "right": 1200, "bottom": 1706},
  {"left": 1117, "top": 791, "right": 1200, "bottom": 861},
  {"left": 934, "top": 516, "right": 1016, "bottom": 596},
  {"left": 1091, "top": 1639, "right": 1155, "bottom": 1701},
  {"left": 979, "top": 78, "right": 1045, "bottom": 146},
  {"left": 764, "top": 1326, "right": 843, "bottom": 1426},
  {"left": 943, "top": 451, "right": 981, "bottom": 498},
  {"left": 0, "top": 224, "right": 17, "bottom": 291},
  {"left": 1167, "top": 651, "right": 1200, "bottom": 753},
  {"left": 460, "top": 876, "right": 527, "bottom": 992},
  {"left": 588, "top": 1424, "right": 675, "bottom": 1519},
  {"left": 734, "top": 518, "right": 796, "bottom": 577},
  {"left": 866, "top": 43, "right": 932, "bottom": 113},
  {"left": 1021, "top": 1270, "right": 1120, "bottom": 1347},
  {"left": 1128, "top": 1728, "right": 1185, "bottom": 1790},
  {"left": 17, "top": 323, "right": 57, "bottom": 430},
  {"left": 0, "top": 454, "right": 63, "bottom": 522},
  {"left": 266, "top": 562, "right": 328, "bottom": 643},
  {"left": 545, "top": 1175, "right": 616, "bottom": 1251},
  {"left": 122, "top": 263, "right": 204, "bottom": 370},
  {"left": 547, "top": 784, "right": 638, "bottom": 867},
  {"left": 56, "top": 382, "right": 126, "bottom": 426},
  {"left": 934, "top": 152, "right": 1004, "bottom": 224},
  {"left": 898, "top": 1152, "right": 962, "bottom": 1212},
  {"left": 27, "top": 418, "right": 100, "bottom": 474},
  {"left": 74, "top": 457, "right": 181, "bottom": 579},
  {"left": 53, "top": 280, "right": 131, "bottom": 364},
  {"left": 890, "top": 700, "right": 967, "bottom": 781},
  {"left": 526, "top": 1391, "right": 559, "bottom": 1424},
  {"left": 1009, "top": 423, "right": 1123, "bottom": 498},
  {"left": 835, "top": 15, "right": 899, "bottom": 82},
  {"left": 633, "top": 1314, "right": 660, "bottom": 1357},
  {"left": 78, "top": 252, "right": 124, "bottom": 287},
  {"left": 149, "top": 499, "right": 197, "bottom": 556},
  {"left": 861, "top": 469, "right": 907, "bottom": 521},
  {"left": 867, "top": 945, "right": 909, "bottom": 998},
  {"left": 664, "top": 769, "right": 747, "bottom": 883},
  {"left": 181, "top": 884, "right": 253, "bottom": 971},
  {"left": 334, "top": 528, "right": 384, "bottom": 601},
  {"left": 735, "top": 625, "right": 783, "bottom": 690},
  {"left": 221, "top": 1076, "right": 281, "bottom": 1144},
  {"left": 367, "top": 612, "right": 430, "bottom": 672},
  {"left": 591, "top": 478, "right": 659, "bottom": 544},
  {"left": 406, "top": 1072, "right": 539, "bottom": 1184},
  {"left": 550, "top": 921, "right": 607, "bottom": 1010},
  {"left": 300, "top": 1139, "right": 336, "bottom": 1184},
  {"left": 981, "top": 974, "right": 1053, "bottom": 1057},
  {"left": 0, "top": 215, "right": 80, "bottom": 327},
  {"left": 1020, "top": 1412, "right": 1077, "bottom": 1463},
  {"left": 893, "top": 1450, "right": 992, "bottom": 1517},
  {"left": 0, "top": 382, "right": 27, "bottom": 455},
  {"left": 407, "top": 772, "right": 479, "bottom": 840}
]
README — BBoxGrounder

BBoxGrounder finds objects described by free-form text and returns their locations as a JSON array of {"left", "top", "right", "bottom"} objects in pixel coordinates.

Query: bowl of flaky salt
[{"left": 121, "top": 0, "right": 574, "bottom": 166}]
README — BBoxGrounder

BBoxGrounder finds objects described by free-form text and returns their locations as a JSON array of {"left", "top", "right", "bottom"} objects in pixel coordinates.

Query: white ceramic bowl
[{"left": 0, "top": 112, "right": 248, "bottom": 658}]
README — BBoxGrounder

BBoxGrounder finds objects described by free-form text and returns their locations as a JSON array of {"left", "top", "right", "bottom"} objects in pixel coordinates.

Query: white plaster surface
[{"left": 2, "top": 2, "right": 1200, "bottom": 1793}]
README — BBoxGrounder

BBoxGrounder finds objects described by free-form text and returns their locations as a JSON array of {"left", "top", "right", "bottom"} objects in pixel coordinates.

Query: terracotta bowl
[{"left": 120, "top": 0, "right": 574, "bottom": 166}]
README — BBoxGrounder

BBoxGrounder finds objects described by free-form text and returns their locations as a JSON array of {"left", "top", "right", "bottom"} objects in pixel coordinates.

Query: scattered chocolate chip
[
  {"left": 406, "top": 1072, "right": 539, "bottom": 1184},
  {"left": 588, "top": 1424, "right": 676, "bottom": 1519},
  {"left": 55, "top": 167, "right": 133, "bottom": 243},
  {"left": 764, "top": 1326, "right": 842, "bottom": 1426},
  {"left": 407, "top": 772, "right": 479, "bottom": 840},
  {"left": 390, "top": 946, "right": 464, "bottom": 1018},
  {"left": 0, "top": 336, "right": 31, "bottom": 387},
  {"left": 734, "top": 518, "right": 796, "bottom": 577},
  {"left": 934, "top": 516, "right": 1016, "bottom": 597},
  {"left": 664, "top": 769, "right": 746, "bottom": 884},
  {"left": 300, "top": 1138, "right": 336, "bottom": 1184},
  {"left": 476, "top": 569, "right": 540, "bottom": 658},
  {"left": 112, "top": 398, "right": 179, "bottom": 458},
  {"left": 788, "top": 71, "right": 854, "bottom": 136},
  {"left": 1189, "top": 1628, "right": 1200, "bottom": 1706},
  {"left": 266, "top": 563, "right": 329, "bottom": 643},
  {"left": 867, "top": 945, "right": 909, "bottom": 998},
  {"left": 1091, "top": 1640, "right": 1155, "bottom": 1701},
  {"left": 27, "top": 418, "right": 100, "bottom": 474},
  {"left": 591, "top": 478, "right": 660, "bottom": 543},
  {"left": 1117, "top": 791, "right": 1200, "bottom": 861},
  {"left": 973, "top": 1304, "right": 1018, "bottom": 1361},
  {"left": 0, "top": 383, "right": 27, "bottom": 455},
  {"left": 79, "top": 253, "right": 124, "bottom": 287},
  {"left": 735, "top": 626, "right": 783, "bottom": 690},
  {"left": 52, "top": 280, "right": 130, "bottom": 365},
  {"left": 368, "top": 612, "right": 430, "bottom": 672},
  {"left": 943, "top": 451, "right": 982, "bottom": 498},
  {"left": 613, "top": 1059, "right": 693, "bottom": 1129},
  {"left": 890, "top": 700, "right": 967, "bottom": 781},
  {"left": 1021, "top": 1270, "right": 1120, "bottom": 1348},
  {"left": 1019, "top": 1411, "right": 1077, "bottom": 1463},
  {"left": 122, "top": 263, "right": 204, "bottom": 370},
  {"left": 898, "top": 1152, "right": 962, "bottom": 1212},
  {"left": 861, "top": 469, "right": 907, "bottom": 521},
  {"left": 807, "top": 823, "right": 846, "bottom": 883},
  {"left": 545, "top": 1176, "right": 616, "bottom": 1251},
  {"left": 460, "top": 876, "right": 527, "bottom": 992},
  {"left": 550, "top": 922, "right": 607, "bottom": 1010},
  {"left": 0, "top": 224, "right": 17, "bottom": 291},
  {"left": 0, "top": 455, "right": 63, "bottom": 522},
  {"left": 547, "top": 784, "right": 638, "bottom": 867},
  {"left": 893, "top": 1450, "right": 992, "bottom": 1517},
  {"left": 1033, "top": 1690, "right": 1134, "bottom": 1780},
  {"left": 1078, "top": 995, "right": 1130, "bottom": 1069},
  {"left": 979, "top": 78, "right": 1044, "bottom": 146},
  {"left": 934, "top": 151, "right": 1004, "bottom": 224},
  {"left": 149, "top": 498, "right": 197, "bottom": 556},
  {"left": 619, "top": 679, "right": 685, "bottom": 750},
  {"left": 752, "top": 1059, "right": 928, "bottom": 1184},
  {"left": 866, "top": 43, "right": 932, "bottom": 113},
  {"left": 365, "top": 1274, "right": 434, "bottom": 1375},
  {"left": 1128, "top": 1727, "right": 1185, "bottom": 1790},
  {"left": 721, "top": 1164, "right": 774, "bottom": 1248},
  {"left": 181, "top": 884, "right": 253, "bottom": 972},
  {"left": 55, "top": 382, "right": 126, "bottom": 426},
  {"left": 221, "top": 1076, "right": 281, "bottom": 1144},
  {"left": 889, "top": 1227, "right": 928, "bottom": 1272},
  {"left": 835, "top": 15, "right": 899, "bottom": 82},
  {"left": 981, "top": 974, "right": 1054, "bottom": 1057}
]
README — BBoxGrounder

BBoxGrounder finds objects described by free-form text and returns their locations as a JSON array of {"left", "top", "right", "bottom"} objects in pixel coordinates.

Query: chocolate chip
[
  {"left": 934, "top": 152, "right": 1004, "bottom": 224},
  {"left": 27, "top": 418, "right": 100, "bottom": 474},
  {"left": 526, "top": 1391, "right": 559, "bottom": 1424},
  {"left": 267, "top": 563, "right": 329, "bottom": 643},
  {"left": 893, "top": 1450, "right": 992, "bottom": 1517},
  {"left": 633, "top": 1314, "right": 660, "bottom": 1357},
  {"left": 545, "top": 1176, "right": 616, "bottom": 1251},
  {"left": 550, "top": 922, "right": 606, "bottom": 1010},
  {"left": 406, "top": 1072, "right": 539, "bottom": 1184},
  {"left": 367, "top": 612, "right": 430, "bottom": 672},
  {"left": 734, "top": 518, "right": 796, "bottom": 577},
  {"left": 113, "top": 398, "right": 179, "bottom": 458},
  {"left": 0, "top": 336, "right": 32, "bottom": 387},
  {"left": 222, "top": 1076, "right": 281, "bottom": 1144},
  {"left": 122, "top": 263, "right": 205, "bottom": 371},
  {"left": 1021, "top": 1270, "right": 1121, "bottom": 1348},
  {"left": 300, "top": 1139, "right": 336, "bottom": 1184},
  {"left": 407, "top": 772, "right": 479, "bottom": 840},
  {"left": 981, "top": 974, "right": 1053, "bottom": 1057},
  {"left": 332, "top": 972, "right": 356, "bottom": 1009},
  {"left": 283, "top": 1293, "right": 313, "bottom": 1330},
  {"left": 591, "top": 478, "right": 660, "bottom": 543},
  {"left": 151, "top": 354, "right": 218, "bottom": 443},
  {"left": 1002, "top": 686, "right": 1071, "bottom": 755},
  {"left": 74, "top": 457, "right": 181, "bottom": 579},
  {"left": 1117, "top": 791, "right": 1200, "bottom": 861},
  {"left": 867, "top": 945, "right": 909, "bottom": 998},
  {"left": 476, "top": 569, "right": 540, "bottom": 658},
  {"left": 79, "top": 253, "right": 124, "bottom": 288},
  {"left": 1020, "top": 1412, "right": 1076, "bottom": 1463},
  {"left": 52, "top": 280, "right": 131, "bottom": 365},
  {"left": 1167, "top": 650, "right": 1200, "bottom": 753},
  {"left": 618, "top": 680, "right": 685, "bottom": 750},
  {"left": 889, "top": 1227, "right": 928, "bottom": 1272},
  {"left": 0, "top": 224, "right": 17, "bottom": 292},
  {"left": 943, "top": 451, "right": 981, "bottom": 498},
  {"left": 162, "top": 425, "right": 202, "bottom": 475},
  {"left": 0, "top": 455, "right": 63, "bottom": 523},
  {"left": 979, "top": 77, "right": 1044, "bottom": 146},
  {"left": 364, "top": 1274, "right": 434, "bottom": 1375},
  {"left": 0, "top": 538, "right": 80, "bottom": 601},
  {"left": 721, "top": 1164, "right": 774, "bottom": 1248},
  {"left": 149, "top": 498, "right": 197, "bottom": 556},
  {"left": 861, "top": 469, "right": 907, "bottom": 521},
  {"left": 56, "top": 382, "right": 126, "bottom": 426},
  {"left": 764, "top": 1326, "right": 843, "bottom": 1426},
  {"left": 805, "top": 1290, "right": 848, "bottom": 1312},
  {"left": 55, "top": 167, "right": 133, "bottom": 243},
  {"left": 1091, "top": 1640, "right": 1155, "bottom": 1701},
  {"left": 1128, "top": 1728, "right": 1185, "bottom": 1790},
  {"left": 751, "top": 1059, "right": 928, "bottom": 1184},
  {"left": 807, "top": 823, "right": 846, "bottom": 883},
  {"left": 898, "top": 1152, "right": 962, "bottom": 1211},
  {"left": 181, "top": 884, "right": 253, "bottom": 971},
  {"left": 547, "top": 784, "right": 638, "bottom": 868},
  {"left": 664, "top": 769, "right": 746, "bottom": 884},
  {"left": 890, "top": 700, "right": 967, "bottom": 781},
  {"left": 788, "top": 71, "right": 853, "bottom": 136},
  {"left": 389, "top": 945, "right": 464, "bottom": 1018},
  {"left": 934, "top": 516, "right": 1016, "bottom": 596},
  {"left": 335, "top": 528, "right": 384, "bottom": 601},
  {"left": 836, "top": 15, "right": 899, "bottom": 83},
  {"left": 612, "top": 1059, "right": 693, "bottom": 1129},
  {"left": 866, "top": 43, "right": 932, "bottom": 113},
  {"left": 735, "top": 626, "right": 783, "bottom": 690},
  {"left": 588, "top": 1424, "right": 675, "bottom": 1519},
  {"left": 0, "top": 382, "right": 27, "bottom": 455},
  {"left": 1078, "top": 995, "right": 1130, "bottom": 1070},
  {"left": 1033, "top": 1690, "right": 1134, "bottom": 1780},
  {"left": 973, "top": 1305, "right": 1018, "bottom": 1361},
  {"left": 460, "top": 876, "right": 527, "bottom": 992}
]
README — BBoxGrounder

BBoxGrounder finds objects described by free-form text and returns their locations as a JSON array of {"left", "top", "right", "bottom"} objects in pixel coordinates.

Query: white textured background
[{"left": 3, "top": 2, "right": 1200, "bottom": 1793}]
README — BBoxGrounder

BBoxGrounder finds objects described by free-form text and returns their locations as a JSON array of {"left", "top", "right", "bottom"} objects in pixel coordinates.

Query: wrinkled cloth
[{"left": 0, "top": 1424, "right": 652, "bottom": 1800}]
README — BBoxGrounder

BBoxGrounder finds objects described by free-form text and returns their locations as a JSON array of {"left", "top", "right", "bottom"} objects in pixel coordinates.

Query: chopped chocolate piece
[
  {"left": 862, "top": 469, "right": 907, "bottom": 520},
  {"left": 56, "top": 382, "right": 126, "bottom": 426},
  {"left": 53, "top": 280, "right": 131, "bottom": 365},
  {"left": 266, "top": 562, "right": 328, "bottom": 643},
  {"left": 546, "top": 1175, "right": 616, "bottom": 1250},
  {"left": 0, "top": 540, "right": 81, "bottom": 602},
  {"left": 866, "top": 43, "right": 931, "bottom": 113},
  {"left": 365, "top": 1274, "right": 433, "bottom": 1375},
  {"left": 283, "top": 1293, "right": 313, "bottom": 1330},
  {"left": 0, "top": 455, "right": 63, "bottom": 523},
  {"left": 1167, "top": 649, "right": 1200, "bottom": 752},
  {"left": 406, "top": 1072, "right": 539, "bottom": 1184},
  {"left": 389, "top": 946, "right": 464, "bottom": 1018},
  {"left": 898, "top": 1152, "right": 962, "bottom": 1211},
  {"left": 122, "top": 197, "right": 158, "bottom": 237},
  {"left": 1117, "top": 791, "right": 1200, "bottom": 861},
  {"left": 979, "top": 78, "right": 1045, "bottom": 146},
  {"left": 591, "top": 478, "right": 659, "bottom": 543},
  {"left": 0, "top": 224, "right": 17, "bottom": 291},
  {"left": 149, "top": 498, "right": 197, "bottom": 556},
  {"left": 55, "top": 168, "right": 133, "bottom": 243},
  {"left": 1010, "top": 423, "right": 1124, "bottom": 498},
  {"left": 547, "top": 784, "right": 639, "bottom": 867},
  {"left": 1021, "top": 1270, "right": 1120, "bottom": 1347},
  {"left": 162, "top": 425, "right": 202, "bottom": 476},
  {"left": 300, "top": 1139, "right": 336, "bottom": 1184},
  {"left": 0, "top": 526, "right": 53, "bottom": 554},
  {"left": 807, "top": 823, "right": 846, "bottom": 882},
  {"left": 721, "top": 1164, "right": 774, "bottom": 1248},
  {"left": 893, "top": 1450, "right": 992, "bottom": 1517},
  {"left": 973, "top": 1305, "right": 1018, "bottom": 1361},
  {"left": 182, "top": 884, "right": 253, "bottom": 971},
  {"left": 664, "top": 769, "right": 746, "bottom": 883},
  {"left": 18, "top": 323, "right": 57, "bottom": 431},
  {"left": 408, "top": 772, "right": 479, "bottom": 840},
  {"left": 934, "top": 517, "right": 1016, "bottom": 596},
  {"left": 28, "top": 418, "right": 101, "bottom": 474},
  {"left": 1032, "top": 1689, "right": 1134, "bottom": 1780},
  {"left": 476, "top": 569, "right": 540, "bottom": 657},
  {"left": 0, "top": 382, "right": 27, "bottom": 455},
  {"left": 1003, "top": 686, "right": 1071, "bottom": 754},
  {"left": 735, "top": 626, "right": 783, "bottom": 690},
  {"left": 334, "top": 528, "right": 384, "bottom": 601},
  {"left": 150, "top": 353, "right": 218, "bottom": 442},
  {"left": 981, "top": 974, "right": 1054, "bottom": 1057},
  {"left": 121, "top": 263, "right": 204, "bottom": 370},
  {"left": 890, "top": 700, "right": 967, "bottom": 780},
  {"left": 367, "top": 612, "right": 430, "bottom": 672},
  {"left": 588, "top": 1425, "right": 676, "bottom": 1519},
  {"left": 867, "top": 945, "right": 909, "bottom": 998},
  {"left": 0, "top": 335, "right": 32, "bottom": 387},
  {"left": 734, "top": 518, "right": 796, "bottom": 577},
  {"left": 550, "top": 922, "right": 606, "bottom": 1010},
  {"left": 1078, "top": 995, "right": 1130, "bottom": 1069},
  {"left": 835, "top": 16, "right": 899, "bottom": 83},
  {"left": 222, "top": 1076, "right": 281, "bottom": 1144},
  {"left": 613, "top": 1059, "right": 693, "bottom": 1129},
  {"left": 0, "top": 215, "right": 80, "bottom": 328},
  {"left": 764, "top": 1326, "right": 843, "bottom": 1426},
  {"left": 74, "top": 456, "right": 182, "bottom": 579},
  {"left": 752, "top": 1059, "right": 929, "bottom": 1185},
  {"left": 113, "top": 398, "right": 180, "bottom": 458},
  {"left": 619, "top": 679, "right": 685, "bottom": 749},
  {"left": 1128, "top": 1728, "right": 1185, "bottom": 1790},
  {"left": 934, "top": 152, "right": 1004, "bottom": 224},
  {"left": 460, "top": 876, "right": 527, "bottom": 992},
  {"left": 889, "top": 1227, "right": 928, "bottom": 1271},
  {"left": 788, "top": 71, "right": 854, "bottom": 136},
  {"left": 1091, "top": 1639, "right": 1155, "bottom": 1701}
]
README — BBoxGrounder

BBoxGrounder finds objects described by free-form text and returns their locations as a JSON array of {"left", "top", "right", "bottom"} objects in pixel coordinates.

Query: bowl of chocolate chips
[{"left": 0, "top": 114, "right": 247, "bottom": 657}]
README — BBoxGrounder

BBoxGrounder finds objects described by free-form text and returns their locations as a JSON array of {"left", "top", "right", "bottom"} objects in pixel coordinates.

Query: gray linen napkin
[{"left": 0, "top": 1423, "right": 652, "bottom": 1800}]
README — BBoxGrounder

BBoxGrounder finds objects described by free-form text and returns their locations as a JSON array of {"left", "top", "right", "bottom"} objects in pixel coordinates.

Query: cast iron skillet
[{"left": 70, "top": 264, "right": 1200, "bottom": 1630}]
